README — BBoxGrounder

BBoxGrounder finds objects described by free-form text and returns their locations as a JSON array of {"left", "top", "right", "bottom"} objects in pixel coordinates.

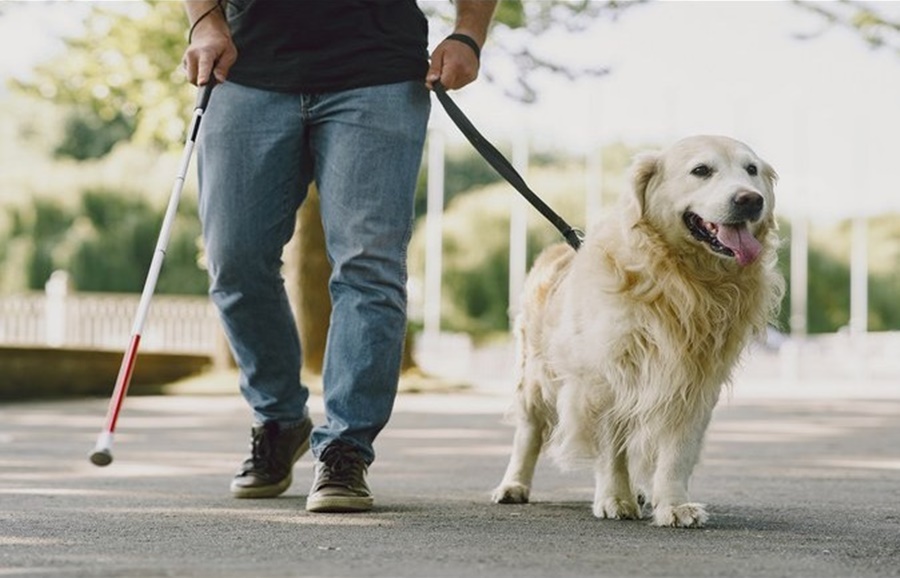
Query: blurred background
[{"left": 0, "top": 1, "right": 898, "bottom": 399}]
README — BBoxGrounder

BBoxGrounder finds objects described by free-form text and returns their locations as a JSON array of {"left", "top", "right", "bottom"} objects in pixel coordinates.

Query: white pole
[
  {"left": 849, "top": 116, "right": 870, "bottom": 379},
  {"left": 789, "top": 216, "right": 809, "bottom": 340},
  {"left": 783, "top": 105, "right": 809, "bottom": 384},
  {"left": 508, "top": 132, "right": 529, "bottom": 324},
  {"left": 850, "top": 216, "right": 869, "bottom": 380},
  {"left": 850, "top": 216, "right": 869, "bottom": 338},
  {"left": 44, "top": 270, "right": 70, "bottom": 347},
  {"left": 423, "top": 129, "right": 445, "bottom": 340}
]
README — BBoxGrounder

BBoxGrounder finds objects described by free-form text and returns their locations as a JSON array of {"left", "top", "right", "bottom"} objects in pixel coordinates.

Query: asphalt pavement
[{"left": 1, "top": 375, "right": 899, "bottom": 578}]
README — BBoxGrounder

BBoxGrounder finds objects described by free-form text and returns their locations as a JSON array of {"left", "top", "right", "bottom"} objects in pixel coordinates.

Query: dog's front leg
[
  {"left": 650, "top": 412, "right": 713, "bottom": 528},
  {"left": 491, "top": 414, "right": 544, "bottom": 504}
]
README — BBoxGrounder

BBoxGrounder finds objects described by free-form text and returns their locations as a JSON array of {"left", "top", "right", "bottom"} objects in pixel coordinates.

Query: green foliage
[
  {"left": 414, "top": 143, "right": 562, "bottom": 219},
  {"left": 494, "top": 0, "right": 526, "bottom": 29},
  {"left": 777, "top": 215, "right": 900, "bottom": 333},
  {"left": 55, "top": 109, "right": 136, "bottom": 160},
  {"left": 410, "top": 164, "right": 588, "bottom": 336},
  {"left": 25, "top": 198, "right": 75, "bottom": 289},
  {"left": 12, "top": 1, "right": 195, "bottom": 153},
  {"left": 870, "top": 269, "right": 900, "bottom": 330},
  {"left": 0, "top": 189, "right": 207, "bottom": 295}
]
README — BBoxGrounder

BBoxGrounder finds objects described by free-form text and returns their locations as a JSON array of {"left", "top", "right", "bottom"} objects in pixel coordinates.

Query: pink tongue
[{"left": 717, "top": 223, "right": 762, "bottom": 266}]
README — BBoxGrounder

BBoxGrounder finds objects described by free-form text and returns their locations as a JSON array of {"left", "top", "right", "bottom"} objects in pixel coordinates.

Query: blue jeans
[{"left": 197, "top": 81, "right": 431, "bottom": 464}]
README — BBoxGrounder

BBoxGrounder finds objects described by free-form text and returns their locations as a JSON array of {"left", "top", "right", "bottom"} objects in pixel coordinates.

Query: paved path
[{"left": 1, "top": 380, "right": 899, "bottom": 577}]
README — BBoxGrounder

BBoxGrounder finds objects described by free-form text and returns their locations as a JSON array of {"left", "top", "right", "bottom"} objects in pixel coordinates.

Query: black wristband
[{"left": 445, "top": 33, "right": 481, "bottom": 61}]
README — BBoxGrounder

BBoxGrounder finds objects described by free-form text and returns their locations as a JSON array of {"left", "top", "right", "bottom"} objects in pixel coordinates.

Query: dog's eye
[
  {"left": 690, "top": 164, "right": 712, "bottom": 178},
  {"left": 746, "top": 164, "right": 758, "bottom": 176}
]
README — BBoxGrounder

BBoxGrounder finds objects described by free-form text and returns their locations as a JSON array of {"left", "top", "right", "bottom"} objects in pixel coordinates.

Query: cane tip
[{"left": 89, "top": 448, "right": 113, "bottom": 467}]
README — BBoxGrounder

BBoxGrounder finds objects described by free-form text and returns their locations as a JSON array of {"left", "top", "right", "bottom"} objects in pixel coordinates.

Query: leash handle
[{"left": 432, "top": 81, "right": 583, "bottom": 251}]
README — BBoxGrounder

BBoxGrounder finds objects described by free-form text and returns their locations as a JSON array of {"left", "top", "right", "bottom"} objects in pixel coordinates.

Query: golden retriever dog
[{"left": 491, "top": 135, "right": 784, "bottom": 528}]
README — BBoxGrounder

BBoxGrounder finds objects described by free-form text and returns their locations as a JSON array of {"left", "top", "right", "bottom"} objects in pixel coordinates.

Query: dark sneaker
[
  {"left": 305, "top": 441, "right": 373, "bottom": 513},
  {"left": 230, "top": 418, "right": 312, "bottom": 499}
]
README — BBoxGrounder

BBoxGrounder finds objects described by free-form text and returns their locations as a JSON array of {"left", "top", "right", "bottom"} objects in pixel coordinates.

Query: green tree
[
  {"left": 24, "top": 199, "right": 74, "bottom": 290},
  {"left": 410, "top": 163, "right": 592, "bottom": 337},
  {"left": 66, "top": 189, "right": 206, "bottom": 294},
  {"left": 13, "top": 1, "right": 195, "bottom": 152},
  {"left": 0, "top": 189, "right": 206, "bottom": 295},
  {"left": 54, "top": 109, "right": 135, "bottom": 161}
]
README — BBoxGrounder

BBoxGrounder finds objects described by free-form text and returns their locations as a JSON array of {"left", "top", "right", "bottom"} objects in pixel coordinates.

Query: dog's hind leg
[{"left": 491, "top": 395, "right": 546, "bottom": 504}]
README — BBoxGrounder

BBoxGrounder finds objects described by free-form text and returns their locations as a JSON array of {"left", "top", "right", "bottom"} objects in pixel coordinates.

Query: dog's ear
[
  {"left": 760, "top": 159, "right": 778, "bottom": 193},
  {"left": 629, "top": 152, "right": 660, "bottom": 219}
]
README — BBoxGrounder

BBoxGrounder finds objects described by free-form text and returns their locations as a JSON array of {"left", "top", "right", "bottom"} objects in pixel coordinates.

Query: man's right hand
[{"left": 182, "top": 1, "right": 237, "bottom": 86}]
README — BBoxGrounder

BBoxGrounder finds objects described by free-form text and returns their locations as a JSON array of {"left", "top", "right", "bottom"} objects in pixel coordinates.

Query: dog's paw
[
  {"left": 653, "top": 502, "right": 709, "bottom": 528},
  {"left": 491, "top": 483, "right": 530, "bottom": 504},
  {"left": 592, "top": 496, "right": 642, "bottom": 520},
  {"left": 636, "top": 491, "right": 648, "bottom": 507}
]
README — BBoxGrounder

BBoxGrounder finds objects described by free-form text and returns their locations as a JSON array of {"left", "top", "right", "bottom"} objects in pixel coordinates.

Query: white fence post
[
  {"left": 508, "top": 132, "right": 529, "bottom": 325},
  {"left": 44, "top": 270, "right": 71, "bottom": 347}
]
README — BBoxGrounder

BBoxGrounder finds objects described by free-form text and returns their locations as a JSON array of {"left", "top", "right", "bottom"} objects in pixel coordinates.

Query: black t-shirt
[{"left": 225, "top": 0, "right": 430, "bottom": 93}]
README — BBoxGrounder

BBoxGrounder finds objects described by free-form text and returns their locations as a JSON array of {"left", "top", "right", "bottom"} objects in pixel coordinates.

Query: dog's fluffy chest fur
[{"left": 544, "top": 219, "right": 770, "bottom": 398}]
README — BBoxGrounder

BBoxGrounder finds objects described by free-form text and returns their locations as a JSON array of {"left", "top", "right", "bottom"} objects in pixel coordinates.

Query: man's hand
[
  {"left": 182, "top": 1, "right": 237, "bottom": 86},
  {"left": 426, "top": 37, "right": 481, "bottom": 91},
  {"left": 426, "top": 0, "right": 498, "bottom": 91}
]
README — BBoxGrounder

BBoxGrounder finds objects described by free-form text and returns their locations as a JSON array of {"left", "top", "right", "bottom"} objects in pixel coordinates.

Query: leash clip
[{"left": 563, "top": 228, "right": 585, "bottom": 251}]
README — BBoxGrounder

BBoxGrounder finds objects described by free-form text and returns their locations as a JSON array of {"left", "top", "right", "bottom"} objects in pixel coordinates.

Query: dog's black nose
[{"left": 730, "top": 190, "right": 764, "bottom": 221}]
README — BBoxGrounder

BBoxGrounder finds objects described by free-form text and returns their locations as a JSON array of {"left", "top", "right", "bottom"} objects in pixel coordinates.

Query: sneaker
[
  {"left": 305, "top": 441, "right": 373, "bottom": 513},
  {"left": 230, "top": 417, "right": 312, "bottom": 499}
]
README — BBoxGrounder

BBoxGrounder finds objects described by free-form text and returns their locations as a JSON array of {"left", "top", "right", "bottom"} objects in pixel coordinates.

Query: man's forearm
[
  {"left": 453, "top": 0, "right": 499, "bottom": 48},
  {"left": 184, "top": 0, "right": 229, "bottom": 40},
  {"left": 185, "top": 0, "right": 220, "bottom": 23}
]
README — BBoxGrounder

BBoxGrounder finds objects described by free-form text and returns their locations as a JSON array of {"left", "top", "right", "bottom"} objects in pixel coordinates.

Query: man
[{"left": 181, "top": 0, "right": 497, "bottom": 513}]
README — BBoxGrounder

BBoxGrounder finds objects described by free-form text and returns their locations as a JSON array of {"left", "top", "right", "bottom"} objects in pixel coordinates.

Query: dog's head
[{"left": 628, "top": 135, "right": 777, "bottom": 267}]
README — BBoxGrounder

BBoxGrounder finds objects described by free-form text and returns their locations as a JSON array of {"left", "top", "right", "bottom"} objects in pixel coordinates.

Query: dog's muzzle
[{"left": 683, "top": 210, "right": 764, "bottom": 267}]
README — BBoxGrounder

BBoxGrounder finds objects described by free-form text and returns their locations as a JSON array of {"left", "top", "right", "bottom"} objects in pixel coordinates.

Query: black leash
[{"left": 432, "top": 82, "right": 584, "bottom": 251}]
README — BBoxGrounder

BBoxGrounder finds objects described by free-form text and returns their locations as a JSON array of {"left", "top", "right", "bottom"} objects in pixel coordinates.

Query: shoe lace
[
  {"left": 319, "top": 442, "right": 365, "bottom": 485},
  {"left": 245, "top": 422, "right": 278, "bottom": 471}
]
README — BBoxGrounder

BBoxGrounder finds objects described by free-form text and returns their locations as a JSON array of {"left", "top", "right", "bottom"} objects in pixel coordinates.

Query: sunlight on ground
[
  {"left": 89, "top": 506, "right": 391, "bottom": 527},
  {"left": 0, "top": 537, "right": 66, "bottom": 546},
  {"left": 161, "top": 369, "right": 241, "bottom": 396},
  {"left": 161, "top": 366, "right": 472, "bottom": 397},
  {"left": 0, "top": 488, "right": 110, "bottom": 497},
  {"left": 817, "top": 458, "right": 900, "bottom": 471}
]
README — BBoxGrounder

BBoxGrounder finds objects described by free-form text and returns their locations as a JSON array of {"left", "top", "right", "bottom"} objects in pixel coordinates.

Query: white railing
[{"left": 0, "top": 272, "right": 219, "bottom": 355}]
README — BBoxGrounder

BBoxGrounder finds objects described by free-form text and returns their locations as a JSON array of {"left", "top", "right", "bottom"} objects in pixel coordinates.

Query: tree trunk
[
  {"left": 400, "top": 327, "right": 417, "bottom": 373},
  {"left": 285, "top": 183, "right": 418, "bottom": 377},
  {"left": 285, "top": 184, "right": 331, "bottom": 375}
]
